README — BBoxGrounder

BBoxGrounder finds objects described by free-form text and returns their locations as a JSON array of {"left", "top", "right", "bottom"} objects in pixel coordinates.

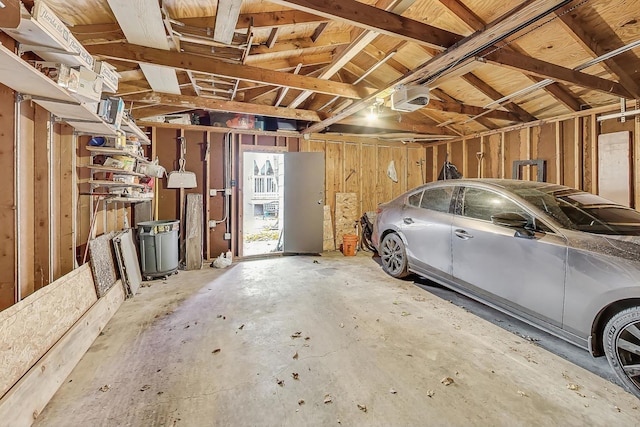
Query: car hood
[{"left": 566, "top": 231, "right": 640, "bottom": 263}]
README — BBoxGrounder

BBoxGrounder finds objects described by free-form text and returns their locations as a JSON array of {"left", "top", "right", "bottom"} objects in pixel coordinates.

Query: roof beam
[
  {"left": 87, "top": 42, "right": 374, "bottom": 99},
  {"left": 302, "top": 0, "right": 574, "bottom": 133},
  {"left": 173, "top": 10, "right": 327, "bottom": 31},
  {"left": 437, "top": 0, "right": 578, "bottom": 115},
  {"left": 426, "top": 99, "right": 521, "bottom": 122},
  {"left": 482, "top": 49, "right": 632, "bottom": 99},
  {"left": 461, "top": 73, "right": 536, "bottom": 121},
  {"left": 554, "top": 9, "right": 640, "bottom": 99},
  {"left": 270, "top": 0, "right": 463, "bottom": 50},
  {"left": 214, "top": 0, "right": 243, "bottom": 44},
  {"left": 337, "top": 116, "right": 458, "bottom": 136},
  {"left": 122, "top": 92, "right": 326, "bottom": 122}
]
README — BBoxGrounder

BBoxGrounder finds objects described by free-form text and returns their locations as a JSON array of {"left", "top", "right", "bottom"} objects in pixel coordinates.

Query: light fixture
[
  {"left": 0, "top": 1, "right": 6, "bottom": 8},
  {"left": 367, "top": 97, "right": 385, "bottom": 121}
]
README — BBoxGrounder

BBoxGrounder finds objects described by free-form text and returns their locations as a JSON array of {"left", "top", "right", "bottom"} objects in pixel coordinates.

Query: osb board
[
  {"left": 334, "top": 193, "right": 358, "bottom": 247},
  {"left": 88, "top": 232, "right": 117, "bottom": 298},
  {"left": 0, "top": 264, "right": 97, "bottom": 398},
  {"left": 323, "top": 205, "right": 335, "bottom": 252},
  {"left": 504, "top": 129, "right": 526, "bottom": 179},
  {"left": 0, "top": 279, "right": 124, "bottom": 427}
]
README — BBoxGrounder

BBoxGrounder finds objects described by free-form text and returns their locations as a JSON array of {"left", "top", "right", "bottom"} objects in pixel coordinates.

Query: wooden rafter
[
  {"left": 482, "top": 50, "right": 632, "bottom": 99},
  {"left": 174, "top": 10, "right": 327, "bottom": 31},
  {"left": 426, "top": 99, "right": 521, "bottom": 122},
  {"left": 86, "top": 42, "right": 374, "bottom": 99},
  {"left": 301, "top": 0, "right": 574, "bottom": 133},
  {"left": 270, "top": 0, "right": 462, "bottom": 50},
  {"left": 122, "top": 92, "right": 327, "bottom": 122},
  {"left": 461, "top": 73, "right": 537, "bottom": 122},
  {"left": 554, "top": 9, "right": 640, "bottom": 99}
]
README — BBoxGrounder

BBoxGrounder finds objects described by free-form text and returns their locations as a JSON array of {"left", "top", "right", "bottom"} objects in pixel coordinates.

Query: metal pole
[{"left": 14, "top": 94, "right": 21, "bottom": 302}]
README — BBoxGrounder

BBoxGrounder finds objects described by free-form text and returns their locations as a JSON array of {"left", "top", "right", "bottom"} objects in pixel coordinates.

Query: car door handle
[
  {"left": 454, "top": 229, "right": 473, "bottom": 239},
  {"left": 403, "top": 217, "right": 414, "bottom": 224}
]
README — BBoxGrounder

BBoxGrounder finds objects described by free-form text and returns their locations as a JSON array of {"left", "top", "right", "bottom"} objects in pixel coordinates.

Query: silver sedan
[{"left": 372, "top": 179, "right": 640, "bottom": 398}]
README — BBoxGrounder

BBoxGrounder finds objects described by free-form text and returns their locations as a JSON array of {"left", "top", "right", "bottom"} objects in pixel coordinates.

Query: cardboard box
[
  {"left": 94, "top": 61, "right": 119, "bottom": 93},
  {"left": 68, "top": 66, "right": 103, "bottom": 102},
  {"left": 30, "top": 61, "right": 73, "bottom": 88}
]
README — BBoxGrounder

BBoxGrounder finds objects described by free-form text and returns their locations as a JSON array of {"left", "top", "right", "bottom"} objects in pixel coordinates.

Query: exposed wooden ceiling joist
[
  {"left": 270, "top": 0, "right": 463, "bottom": 50},
  {"left": 482, "top": 50, "right": 632, "bottom": 99},
  {"left": 302, "top": 0, "right": 575, "bottom": 133},
  {"left": 86, "top": 42, "right": 375, "bottom": 99},
  {"left": 122, "top": 92, "right": 326, "bottom": 122},
  {"left": 177, "top": 10, "right": 328, "bottom": 31},
  {"left": 461, "top": 73, "right": 537, "bottom": 122},
  {"left": 426, "top": 99, "right": 521, "bottom": 122}
]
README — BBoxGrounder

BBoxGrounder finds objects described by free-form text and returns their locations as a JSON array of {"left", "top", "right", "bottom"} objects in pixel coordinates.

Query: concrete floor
[{"left": 36, "top": 252, "right": 639, "bottom": 426}]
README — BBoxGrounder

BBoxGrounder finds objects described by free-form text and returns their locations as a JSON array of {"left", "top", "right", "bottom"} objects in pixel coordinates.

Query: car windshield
[{"left": 510, "top": 187, "right": 640, "bottom": 236}]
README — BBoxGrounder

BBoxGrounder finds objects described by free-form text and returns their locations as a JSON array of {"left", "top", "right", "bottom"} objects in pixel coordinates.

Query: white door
[{"left": 283, "top": 152, "right": 324, "bottom": 253}]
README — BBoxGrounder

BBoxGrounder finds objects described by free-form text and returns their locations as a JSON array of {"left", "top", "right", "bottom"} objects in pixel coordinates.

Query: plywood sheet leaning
[
  {"left": 323, "top": 205, "right": 335, "bottom": 251},
  {"left": 88, "top": 232, "right": 117, "bottom": 298},
  {"left": 0, "top": 279, "right": 125, "bottom": 426},
  {"left": 0, "top": 264, "right": 97, "bottom": 398},
  {"left": 113, "top": 229, "right": 143, "bottom": 297},
  {"left": 335, "top": 192, "right": 358, "bottom": 248},
  {"left": 185, "top": 193, "right": 203, "bottom": 270}
]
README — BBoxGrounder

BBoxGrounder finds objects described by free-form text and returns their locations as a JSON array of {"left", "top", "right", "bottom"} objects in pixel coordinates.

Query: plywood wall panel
[
  {"left": 208, "top": 132, "right": 227, "bottom": 258},
  {"left": 325, "top": 141, "right": 342, "bottom": 214},
  {"left": 537, "top": 123, "right": 556, "bottom": 184},
  {"left": 425, "top": 146, "right": 434, "bottom": 182},
  {"left": 0, "top": 76, "right": 16, "bottom": 309},
  {"left": 485, "top": 134, "right": 502, "bottom": 178},
  {"left": 58, "top": 126, "right": 75, "bottom": 277},
  {"left": 377, "top": 146, "right": 394, "bottom": 204},
  {"left": 18, "top": 101, "right": 35, "bottom": 299},
  {"left": 361, "top": 143, "right": 377, "bottom": 212},
  {"left": 436, "top": 145, "right": 448, "bottom": 179},
  {"left": 582, "top": 116, "right": 594, "bottom": 193},
  {"left": 504, "top": 129, "right": 524, "bottom": 179},
  {"left": 562, "top": 120, "right": 576, "bottom": 188},
  {"left": 392, "top": 146, "right": 407, "bottom": 198},
  {"left": 465, "top": 138, "right": 482, "bottom": 178},
  {"left": 156, "top": 127, "right": 181, "bottom": 221},
  {"left": 344, "top": 143, "right": 360, "bottom": 195},
  {"left": 407, "top": 146, "right": 425, "bottom": 188},
  {"left": 33, "top": 106, "right": 50, "bottom": 290}
]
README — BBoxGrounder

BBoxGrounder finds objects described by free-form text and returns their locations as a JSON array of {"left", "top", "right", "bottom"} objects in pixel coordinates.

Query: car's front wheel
[
  {"left": 380, "top": 233, "right": 409, "bottom": 278},
  {"left": 603, "top": 306, "right": 640, "bottom": 398}
]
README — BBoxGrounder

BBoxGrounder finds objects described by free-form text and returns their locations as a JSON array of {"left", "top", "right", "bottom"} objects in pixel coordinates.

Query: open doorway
[{"left": 242, "top": 152, "right": 284, "bottom": 256}]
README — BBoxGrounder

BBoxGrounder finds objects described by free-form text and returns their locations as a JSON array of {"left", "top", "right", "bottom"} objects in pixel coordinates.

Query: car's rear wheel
[
  {"left": 380, "top": 233, "right": 409, "bottom": 278},
  {"left": 603, "top": 306, "right": 640, "bottom": 398}
]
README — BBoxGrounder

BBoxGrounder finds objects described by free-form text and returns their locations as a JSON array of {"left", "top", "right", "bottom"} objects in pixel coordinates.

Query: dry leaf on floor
[
  {"left": 277, "top": 378, "right": 284, "bottom": 387},
  {"left": 313, "top": 260, "right": 319, "bottom": 264},
  {"left": 298, "top": 399, "right": 305, "bottom": 405},
  {"left": 324, "top": 394, "right": 333, "bottom": 404},
  {"left": 291, "top": 331, "right": 302, "bottom": 338},
  {"left": 401, "top": 311, "right": 410, "bottom": 316},
  {"left": 427, "top": 390, "right": 435, "bottom": 397},
  {"left": 389, "top": 388, "right": 397, "bottom": 394},
  {"left": 305, "top": 336, "right": 311, "bottom": 341},
  {"left": 518, "top": 390, "right": 528, "bottom": 397},
  {"left": 357, "top": 404, "right": 367, "bottom": 413},
  {"left": 292, "top": 373, "right": 299, "bottom": 380},
  {"left": 441, "top": 377, "right": 454, "bottom": 386},
  {"left": 567, "top": 383, "right": 580, "bottom": 391},
  {"left": 212, "top": 348, "right": 221, "bottom": 354},
  {"left": 238, "top": 324, "right": 245, "bottom": 330},
  {"left": 293, "top": 352, "right": 299, "bottom": 360},
  {"left": 140, "top": 385, "right": 150, "bottom": 391},
  {"left": 339, "top": 323, "right": 345, "bottom": 328},
  {"left": 99, "top": 385, "right": 111, "bottom": 392}
]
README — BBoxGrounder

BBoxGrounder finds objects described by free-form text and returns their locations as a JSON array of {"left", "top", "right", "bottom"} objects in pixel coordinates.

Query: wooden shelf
[
  {"left": 89, "top": 180, "right": 146, "bottom": 189},
  {"left": 105, "top": 197, "right": 154, "bottom": 204},
  {"left": 86, "top": 146, "right": 150, "bottom": 164},
  {"left": 85, "top": 165, "right": 146, "bottom": 177}
]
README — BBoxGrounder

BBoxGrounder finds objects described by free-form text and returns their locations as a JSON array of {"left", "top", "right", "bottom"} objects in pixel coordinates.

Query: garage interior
[{"left": 1, "top": 0, "right": 640, "bottom": 424}]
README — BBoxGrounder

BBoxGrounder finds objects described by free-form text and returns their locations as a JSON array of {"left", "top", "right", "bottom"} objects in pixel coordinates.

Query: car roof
[{"left": 423, "top": 178, "right": 573, "bottom": 194}]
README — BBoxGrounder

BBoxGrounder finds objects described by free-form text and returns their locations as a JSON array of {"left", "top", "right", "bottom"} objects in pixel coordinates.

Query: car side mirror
[{"left": 491, "top": 212, "right": 536, "bottom": 239}]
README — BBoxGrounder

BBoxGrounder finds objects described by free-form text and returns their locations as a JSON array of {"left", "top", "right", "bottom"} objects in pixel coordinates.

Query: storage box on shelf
[{"left": 86, "top": 145, "right": 155, "bottom": 204}]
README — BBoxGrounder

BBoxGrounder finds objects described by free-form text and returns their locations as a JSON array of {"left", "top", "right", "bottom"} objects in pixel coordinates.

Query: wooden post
[
  {"left": 462, "top": 138, "right": 468, "bottom": 178},
  {"left": 500, "top": 132, "right": 506, "bottom": 179},
  {"left": 574, "top": 117, "right": 583, "bottom": 189},
  {"left": 591, "top": 113, "right": 598, "bottom": 195},
  {"left": 555, "top": 122, "right": 563, "bottom": 185}
]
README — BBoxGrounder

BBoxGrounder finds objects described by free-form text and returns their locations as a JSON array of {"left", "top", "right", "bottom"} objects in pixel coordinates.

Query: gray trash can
[{"left": 137, "top": 220, "right": 180, "bottom": 280}]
